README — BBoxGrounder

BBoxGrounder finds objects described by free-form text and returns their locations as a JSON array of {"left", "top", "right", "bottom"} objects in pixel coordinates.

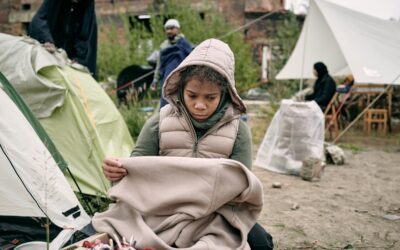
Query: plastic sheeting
[{"left": 255, "top": 100, "right": 324, "bottom": 175}]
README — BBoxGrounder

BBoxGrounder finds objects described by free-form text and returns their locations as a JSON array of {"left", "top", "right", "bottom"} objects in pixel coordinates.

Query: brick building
[{"left": 0, "top": 0, "right": 284, "bottom": 41}]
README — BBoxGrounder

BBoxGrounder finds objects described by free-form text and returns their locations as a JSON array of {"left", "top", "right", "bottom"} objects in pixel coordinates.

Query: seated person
[
  {"left": 305, "top": 62, "right": 336, "bottom": 111},
  {"left": 336, "top": 74, "right": 354, "bottom": 93}
]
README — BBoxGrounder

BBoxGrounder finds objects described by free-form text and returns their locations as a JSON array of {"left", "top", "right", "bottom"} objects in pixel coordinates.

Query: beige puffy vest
[{"left": 159, "top": 105, "right": 240, "bottom": 158}]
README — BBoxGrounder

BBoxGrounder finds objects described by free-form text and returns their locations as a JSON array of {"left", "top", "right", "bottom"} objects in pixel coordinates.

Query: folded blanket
[{"left": 92, "top": 156, "right": 263, "bottom": 250}]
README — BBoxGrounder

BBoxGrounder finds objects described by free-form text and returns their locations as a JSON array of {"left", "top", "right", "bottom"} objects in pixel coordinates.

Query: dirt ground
[{"left": 246, "top": 101, "right": 400, "bottom": 249}]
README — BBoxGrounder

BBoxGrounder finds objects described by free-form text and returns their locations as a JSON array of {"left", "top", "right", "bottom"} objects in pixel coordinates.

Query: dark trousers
[{"left": 247, "top": 223, "right": 274, "bottom": 250}]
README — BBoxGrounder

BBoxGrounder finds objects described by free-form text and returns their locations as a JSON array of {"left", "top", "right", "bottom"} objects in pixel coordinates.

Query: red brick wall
[{"left": 0, "top": 0, "right": 40, "bottom": 35}]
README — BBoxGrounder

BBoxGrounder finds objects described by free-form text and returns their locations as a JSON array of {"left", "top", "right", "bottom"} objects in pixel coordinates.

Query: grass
[
  {"left": 338, "top": 143, "right": 363, "bottom": 154},
  {"left": 248, "top": 102, "right": 278, "bottom": 147},
  {"left": 334, "top": 123, "right": 400, "bottom": 153}
]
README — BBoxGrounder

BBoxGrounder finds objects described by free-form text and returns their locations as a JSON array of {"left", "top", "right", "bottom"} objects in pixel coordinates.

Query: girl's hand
[{"left": 102, "top": 157, "right": 127, "bottom": 182}]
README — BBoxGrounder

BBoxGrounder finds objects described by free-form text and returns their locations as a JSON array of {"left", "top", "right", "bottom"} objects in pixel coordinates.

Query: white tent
[
  {"left": 0, "top": 87, "right": 91, "bottom": 249},
  {"left": 326, "top": 0, "right": 400, "bottom": 21},
  {"left": 285, "top": 0, "right": 400, "bottom": 20},
  {"left": 277, "top": 0, "right": 400, "bottom": 85}
]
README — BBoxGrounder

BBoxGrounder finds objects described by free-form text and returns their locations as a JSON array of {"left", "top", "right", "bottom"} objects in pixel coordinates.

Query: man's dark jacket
[
  {"left": 159, "top": 38, "right": 193, "bottom": 108},
  {"left": 29, "top": 0, "right": 97, "bottom": 77}
]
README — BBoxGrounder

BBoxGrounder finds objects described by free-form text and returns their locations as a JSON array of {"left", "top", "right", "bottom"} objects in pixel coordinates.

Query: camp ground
[
  {"left": 0, "top": 75, "right": 92, "bottom": 249},
  {"left": 0, "top": 33, "right": 134, "bottom": 196},
  {"left": 0, "top": 0, "right": 399, "bottom": 248},
  {"left": 276, "top": 0, "right": 400, "bottom": 142},
  {"left": 255, "top": 0, "right": 400, "bottom": 173}
]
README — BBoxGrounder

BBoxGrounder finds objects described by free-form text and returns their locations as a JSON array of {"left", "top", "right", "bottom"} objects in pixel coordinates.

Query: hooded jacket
[
  {"left": 131, "top": 39, "right": 252, "bottom": 168},
  {"left": 159, "top": 38, "right": 246, "bottom": 159}
]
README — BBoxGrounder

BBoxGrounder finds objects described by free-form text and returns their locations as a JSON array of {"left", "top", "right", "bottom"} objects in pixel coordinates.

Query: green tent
[
  {"left": 0, "top": 71, "right": 68, "bottom": 172},
  {"left": 0, "top": 33, "right": 134, "bottom": 196}
]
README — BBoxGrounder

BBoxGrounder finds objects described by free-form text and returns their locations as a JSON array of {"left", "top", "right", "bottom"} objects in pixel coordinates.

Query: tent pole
[
  {"left": 300, "top": 78, "right": 304, "bottom": 91},
  {"left": 299, "top": 1, "right": 311, "bottom": 91},
  {"left": 333, "top": 74, "right": 400, "bottom": 144}
]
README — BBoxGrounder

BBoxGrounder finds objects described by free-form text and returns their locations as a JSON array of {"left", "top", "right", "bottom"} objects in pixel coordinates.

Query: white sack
[{"left": 255, "top": 100, "right": 324, "bottom": 175}]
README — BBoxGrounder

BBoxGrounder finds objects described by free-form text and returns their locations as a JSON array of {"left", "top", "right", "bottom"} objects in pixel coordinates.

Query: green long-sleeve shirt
[{"left": 130, "top": 113, "right": 253, "bottom": 169}]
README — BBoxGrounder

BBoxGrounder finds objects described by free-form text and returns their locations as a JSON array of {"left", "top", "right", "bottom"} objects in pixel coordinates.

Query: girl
[{"left": 103, "top": 38, "right": 273, "bottom": 250}]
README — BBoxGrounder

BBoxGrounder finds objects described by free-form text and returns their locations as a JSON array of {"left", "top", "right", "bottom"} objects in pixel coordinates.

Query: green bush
[
  {"left": 118, "top": 105, "right": 150, "bottom": 141},
  {"left": 266, "top": 13, "right": 303, "bottom": 101},
  {"left": 97, "top": 0, "right": 260, "bottom": 92}
]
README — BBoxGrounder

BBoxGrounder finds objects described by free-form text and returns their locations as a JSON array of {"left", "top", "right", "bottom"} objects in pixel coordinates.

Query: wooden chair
[
  {"left": 364, "top": 109, "right": 388, "bottom": 135},
  {"left": 324, "top": 92, "right": 340, "bottom": 140},
  {"left": 324, "top": 87, "right": 354, "bottom": 140},
  {"left": 353, "top": 84, "right": 392, "bottom": 135}
]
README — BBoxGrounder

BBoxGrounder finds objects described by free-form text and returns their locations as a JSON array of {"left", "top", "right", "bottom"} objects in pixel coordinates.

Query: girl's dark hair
[{"left": 179, "top": 65, "right": 229, "bottom": 91}]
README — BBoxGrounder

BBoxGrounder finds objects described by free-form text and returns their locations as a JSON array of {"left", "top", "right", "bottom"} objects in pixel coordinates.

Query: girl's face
[{"left": 183, "top": 79, "right": 222, "bottom": 122}]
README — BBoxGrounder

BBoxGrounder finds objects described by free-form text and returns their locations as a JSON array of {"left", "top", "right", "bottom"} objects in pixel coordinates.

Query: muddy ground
[{"left": 247, "top": 101, "right": 400, "bottom": 249}]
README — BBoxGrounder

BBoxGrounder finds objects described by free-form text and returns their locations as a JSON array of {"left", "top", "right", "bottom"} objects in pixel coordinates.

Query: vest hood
[{"left": 163, "top": 38, "right": 246, "bottom": 113}]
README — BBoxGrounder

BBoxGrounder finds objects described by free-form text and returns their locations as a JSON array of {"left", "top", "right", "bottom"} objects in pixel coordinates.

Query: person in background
[
  {"left": 337, "top": 74, "right": 357, "bottom": 122},
  {"left": 151, "top": 18, "right": 193, "bottom": 108},
  {"left": 103, "top": 38, "right": 273, "bottom": 250},
  {"left": 336, "top": 74, "right": 354, "bottom": 93},
  {"left": 28, "top": 0, "right": 97, "bottom": 78},
  {"left": 305, "top": 62, "right": 336, "bottom": 111}
]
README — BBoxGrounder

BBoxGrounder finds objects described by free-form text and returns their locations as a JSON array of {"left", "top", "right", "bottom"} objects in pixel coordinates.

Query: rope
[
  {"left": 107, "top": 69, "right": 155, "bottom": 95},
  {"left": 218, "top": 11, "right": 279, "bottom": 40}
]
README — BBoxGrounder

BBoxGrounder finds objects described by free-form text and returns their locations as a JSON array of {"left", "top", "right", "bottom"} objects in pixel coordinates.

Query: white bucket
[{"left": 14, "top": 241, "right": 48, "bottom": 250}]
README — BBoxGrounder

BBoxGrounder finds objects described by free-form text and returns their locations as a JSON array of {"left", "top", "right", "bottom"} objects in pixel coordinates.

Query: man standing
[
  {"left": 151, "top": 19, "right": 193, "bottom": 108},
  {"left": 28, "top": 0, "right": 97, "bottom": 78}
]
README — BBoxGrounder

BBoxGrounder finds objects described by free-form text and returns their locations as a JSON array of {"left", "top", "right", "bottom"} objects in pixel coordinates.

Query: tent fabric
[
  {"left": 0, "top": 72, "right": 68, "bottom": 171},
  {"left": 276, "top": 0, "right": 400, "bottom": 85},
  {"left": 0, "top": 33, "right": 67, "bottom": 118},
  {"left": 325, "top": 0, "right": 400, "bottom": 21},
  {"left": 0, "top": 33, "right": 134, "bottom": 196},
  {"left": 0, "top": 87, "right": 91, "bottom": 249},
  {"left": 285, "top": 0, "right": 400, "bottom": 20},
  {"left": 38, "top": 66, "right": 133, "bottom": 195},
  {"left": 254, "top": 100, "right": 325, "bottom": 174}
]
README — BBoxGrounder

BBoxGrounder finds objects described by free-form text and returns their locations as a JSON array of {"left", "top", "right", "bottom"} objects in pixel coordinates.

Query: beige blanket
[{"left": 92, "top": 156, "right": 263, "bottom": 250}]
